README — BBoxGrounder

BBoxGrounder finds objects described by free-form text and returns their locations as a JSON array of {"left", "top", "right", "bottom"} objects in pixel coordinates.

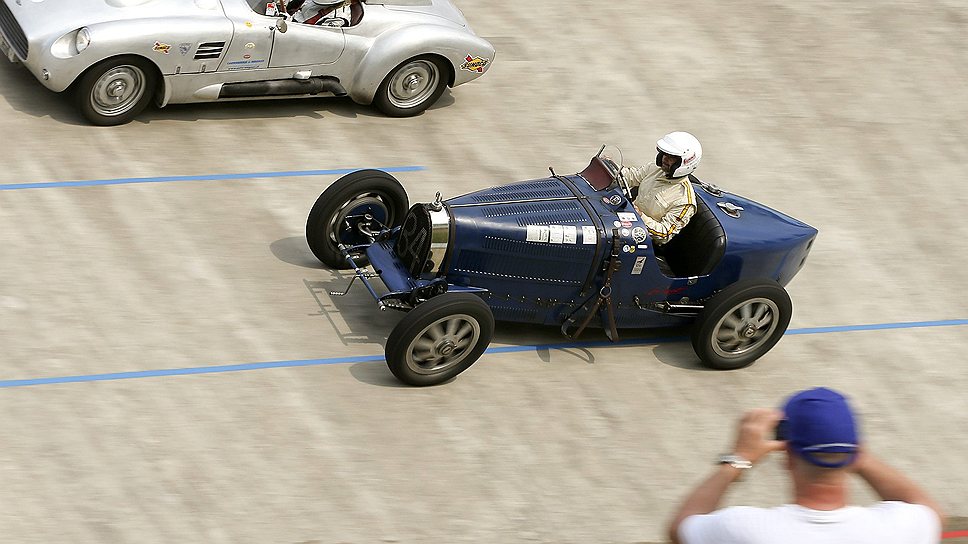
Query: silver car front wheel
[
  {"left": 90, "top": 65, "right": 147, "bottom": 118},
  {"left": 75, "top": 56, "right": 157, "bottom": 126}
]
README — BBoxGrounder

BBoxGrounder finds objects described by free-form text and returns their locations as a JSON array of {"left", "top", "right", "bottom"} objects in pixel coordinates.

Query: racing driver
[{"left": 621, "top": 131, "right": 702, "bottom": 245}]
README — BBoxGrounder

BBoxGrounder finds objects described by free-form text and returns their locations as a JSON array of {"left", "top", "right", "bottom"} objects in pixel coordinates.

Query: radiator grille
[
  {"left": 481, "top": 236, "right": 592, "bottom": 260},
  {"left": 0, "top": 2, "right": 28, "bottom": 60},
  {"left": 513, "top": 212, "right": 587, "bottom": 227},
  {"left": 454, "top": 249, "right": 584, "bottom": 285},
  {"left": 490, "top": 305, "right": 538, "bottom": 322},
  {"left": 193, "top": 41, "right": 225, "bottom": 60},
  {"left": 470, "top": 179, "right": 571, "bottom": 203},
  {"left": 394, "top": 205, "right": 433, "bottom": 277},
  {"left": 480, "top": 200, "right": 582, "bottom": 218}
]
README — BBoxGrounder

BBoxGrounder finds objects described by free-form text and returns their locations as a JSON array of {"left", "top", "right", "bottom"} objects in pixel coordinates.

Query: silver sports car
[{"left": 0, "top": 0, "right": 494, "bottom": 125}]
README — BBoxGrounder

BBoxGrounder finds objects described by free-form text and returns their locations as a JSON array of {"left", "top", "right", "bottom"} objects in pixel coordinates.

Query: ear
[{"left": 784, "top": 444, "right": 794, "bottom": 471}]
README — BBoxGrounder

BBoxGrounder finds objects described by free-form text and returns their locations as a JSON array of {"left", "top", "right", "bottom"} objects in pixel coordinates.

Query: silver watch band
[{"left": 718, "top": 454, "right": 753, "bottom": 470}]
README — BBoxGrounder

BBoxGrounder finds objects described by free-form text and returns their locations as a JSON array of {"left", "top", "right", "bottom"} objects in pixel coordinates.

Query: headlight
[
  {"left": 51, "top": 28, "right": 91, "bottom": 58},
  {"left": 75, "top": 28, "right": 91, "bottom": 53}
]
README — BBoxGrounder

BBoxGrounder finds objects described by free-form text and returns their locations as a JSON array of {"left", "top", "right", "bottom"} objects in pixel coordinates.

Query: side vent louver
[{"left": 194, "top": 42, "right": 225, "bottom": 60}]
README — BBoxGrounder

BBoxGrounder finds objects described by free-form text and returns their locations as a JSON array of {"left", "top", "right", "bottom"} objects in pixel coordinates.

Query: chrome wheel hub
[
  {"left": 435, "top": 340, "right": 456, "bottom": 357},
  {"left": 711, "top": 297, "right": 780, "bottom": 358},
  {"left": 91, "top": 65, "right": 146, "bottom": 117},
  {"left": 404, "top": 73, "right": 423, "bottom": 91},
  {"left": 406, "top": 314, "right": 481, "bottom": 375},
  {"left": 108, "top": 81, "right": 127, "bottom": 98},
  {"left": 387, "top": 60, "right": 440, "bottom": 109}
]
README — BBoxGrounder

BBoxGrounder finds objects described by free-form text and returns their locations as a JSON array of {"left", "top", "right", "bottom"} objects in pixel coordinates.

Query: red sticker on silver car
[{"left": 461, "top": 55, "right": 490, "bottom": 73}]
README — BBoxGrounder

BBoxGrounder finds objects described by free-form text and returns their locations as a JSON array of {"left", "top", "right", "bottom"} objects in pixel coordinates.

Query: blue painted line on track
[
  {"left": 1, "top": 319, "right": 966, "bottom": 389},
  {"left": 0, "top": 166, "right": 426, "bottom": 191}
]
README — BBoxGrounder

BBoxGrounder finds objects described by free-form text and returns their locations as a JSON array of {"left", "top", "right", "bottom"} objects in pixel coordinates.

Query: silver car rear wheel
[
  {"left": 387, "top": 59, "right": 440, "bottom": 109},
  {"left": 373, "top": 55, "right": 449, "bottom": 117}
]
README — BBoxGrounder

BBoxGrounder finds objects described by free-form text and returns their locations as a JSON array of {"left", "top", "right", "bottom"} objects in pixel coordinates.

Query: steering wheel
[
  {"left": 319, "top": 16, "right": 349, "bottom": 26},
  {"left": 601, "top": 157, "right": 635, "bottom": 201}
]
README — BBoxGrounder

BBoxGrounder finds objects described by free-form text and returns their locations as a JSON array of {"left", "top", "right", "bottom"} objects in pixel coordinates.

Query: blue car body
[{"left": 364, "top": 168, "right": 817, "bottom": 332}]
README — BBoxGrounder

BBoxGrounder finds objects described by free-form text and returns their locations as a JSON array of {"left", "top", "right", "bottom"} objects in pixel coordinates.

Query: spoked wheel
[
  {"left": 386, "top": 294, "right": 494, "bottom": 386},
  {"left": 373, "top": 55, "right": 449, "bottom": 117},
  {"left": 75, "top": 56, "right": 157, "bottom": 126},
  {"left": 691, "top": 280, "right": 792, "bottom": 370},
  {"left": 306, "top": 169, "right": 408, "bottom": 269}
]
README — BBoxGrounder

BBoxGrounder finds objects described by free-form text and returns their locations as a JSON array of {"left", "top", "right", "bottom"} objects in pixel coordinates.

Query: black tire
[
  {"left": 691, "top": 279, "right": 793, "bottom": 370},
  {"left": 373, "top": 55, "right": 449, "bottom": 117},
  {"left": 75, "top": 56, "right": 157, "bottom": 126},
  {"left": 386, "top": 294, "right": 494, "bottom": 386},
  {"left": 306, "top": 169, "right": 408, "bottom": 269}
]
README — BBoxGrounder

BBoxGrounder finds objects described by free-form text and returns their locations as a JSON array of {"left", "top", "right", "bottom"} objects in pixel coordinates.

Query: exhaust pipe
[{"left": 219, "top": 76, "right": 347, "bottom": 98}]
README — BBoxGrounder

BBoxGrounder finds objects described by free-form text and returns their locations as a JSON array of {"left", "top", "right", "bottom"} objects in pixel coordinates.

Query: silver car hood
[
  {"left": 6, "top": 0, "right": 223, "bottom": 38},
  {"left": 367, "top": 0, "right": 469, "bottom": 28}
]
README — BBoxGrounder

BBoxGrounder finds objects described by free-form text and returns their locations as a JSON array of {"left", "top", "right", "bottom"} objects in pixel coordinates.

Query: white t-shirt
[{"left": 680, "top": 502, "right": 940, "bottom": 544}]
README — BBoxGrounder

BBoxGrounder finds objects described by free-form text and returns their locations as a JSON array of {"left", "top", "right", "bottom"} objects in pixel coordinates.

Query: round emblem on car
[
  {"left": 608, "top": 194, "right": 623, "bottom": 206},
  {"left": 631, "top": 227, "right": 647, "bottom": 243}
]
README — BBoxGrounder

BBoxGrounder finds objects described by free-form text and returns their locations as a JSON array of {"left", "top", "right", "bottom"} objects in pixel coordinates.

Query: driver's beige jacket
[{"left": 621, "top": 163, "right": 697, "bottom": 245}]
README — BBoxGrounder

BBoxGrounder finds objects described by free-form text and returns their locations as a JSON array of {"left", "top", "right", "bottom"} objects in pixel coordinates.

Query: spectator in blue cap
[{"left": 668, "top": 387, "right": 945, "bottom": 544}]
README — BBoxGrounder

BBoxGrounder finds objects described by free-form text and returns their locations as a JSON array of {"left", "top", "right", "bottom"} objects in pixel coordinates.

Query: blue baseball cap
[{"left": 783, "top": 387, "right": 859, "bottom": 468}]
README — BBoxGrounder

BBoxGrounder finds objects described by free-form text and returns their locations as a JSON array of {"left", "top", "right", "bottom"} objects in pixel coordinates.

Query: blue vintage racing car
[{"left": 306, "top": 147, "right": 818, "bottom": 385}]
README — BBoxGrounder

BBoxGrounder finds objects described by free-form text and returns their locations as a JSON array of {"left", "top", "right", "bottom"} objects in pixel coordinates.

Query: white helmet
[{"left": 655, "top": 131, "right": 702, "bottom": 178}]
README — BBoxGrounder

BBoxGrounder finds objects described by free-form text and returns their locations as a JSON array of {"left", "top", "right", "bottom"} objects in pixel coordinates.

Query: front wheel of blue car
[
  {"left": 691, "top": 280, "right": 792, "bottom": 371},
  {"left": 306, "top": 170, "right": 408, "bottom": 269},
  {"left": 386, "top": 294, "right": 494, "bottom": 386}
]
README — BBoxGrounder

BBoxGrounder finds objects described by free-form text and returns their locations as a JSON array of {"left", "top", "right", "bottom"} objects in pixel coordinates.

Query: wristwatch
[{"left": 718, "top": 454, "right": 753, "bottom": 470}]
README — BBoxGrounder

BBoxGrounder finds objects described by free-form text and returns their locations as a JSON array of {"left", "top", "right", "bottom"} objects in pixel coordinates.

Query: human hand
[{"left": 733, "top": 408, "right": 787, "bottom": 464}]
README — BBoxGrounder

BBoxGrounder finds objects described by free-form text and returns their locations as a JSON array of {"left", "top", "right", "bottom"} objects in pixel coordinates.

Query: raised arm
[{"left": 853, "top": 450, "right": 946, "bottom": 526}]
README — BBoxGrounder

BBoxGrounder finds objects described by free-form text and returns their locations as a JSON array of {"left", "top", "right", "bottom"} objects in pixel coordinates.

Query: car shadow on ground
[
  {"left": 270, "top": 235, "right": 706, "bottom": 386},
  {"left": 139, "top": 95, "right": 377, "bottom": 123},
  {"left": 140, "top": 87, "right": 454, "bottom": 123},
  {"left": 0, "top": 62, "right": 84, "bottom": 125},
  {"left": 1, "top": 58, "right": 457, "bottom": 125},
  {"left": 495, "top": 321, "right": 707, "bottom": 371},
  {"left": 270, "top": 236, "right": 325, "bottom": 270}
]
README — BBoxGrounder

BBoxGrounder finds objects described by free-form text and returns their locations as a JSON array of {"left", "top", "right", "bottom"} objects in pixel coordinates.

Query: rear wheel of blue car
[
  {"left": 373, "top": 55, "right": 449, "bottom": 117},
  {"left": 691, "top": 280, "right": 792, "bottom": 370},
  {"left": 306, "top": 170, "right": 408, "bottom": 269},
  {"left": 386, "top": 294, "right": 494, "bottom": 386},
  {"left": 75, "top": 56, "right": 157, "bottom": 126}
]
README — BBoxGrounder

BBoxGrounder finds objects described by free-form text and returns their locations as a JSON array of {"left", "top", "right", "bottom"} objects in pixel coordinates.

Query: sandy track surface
[{"left": 1, "top": 2, "right": 966, "bottom": 542}]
